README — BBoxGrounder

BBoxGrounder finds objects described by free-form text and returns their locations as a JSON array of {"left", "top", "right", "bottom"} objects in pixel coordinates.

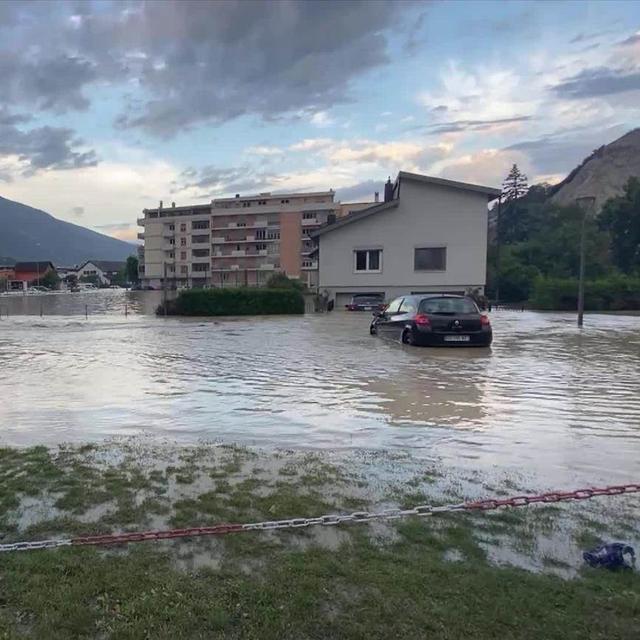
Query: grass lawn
[{"left": 0, "top": 443, "right": 638, "bottom": 639}]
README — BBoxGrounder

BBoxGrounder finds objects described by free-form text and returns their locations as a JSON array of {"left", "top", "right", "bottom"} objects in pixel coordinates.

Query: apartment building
[{"left": 138, "top": 190, "right": 341, "bottom": 289}]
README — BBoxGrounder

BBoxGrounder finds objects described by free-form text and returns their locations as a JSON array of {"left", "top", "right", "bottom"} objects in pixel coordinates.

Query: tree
[
  {"left": 502, "top": 164, "right": 529, "bottom": 202},
  {"left": 599, "top": 177, "right": 640, "bottom": 274},
  {"left": 40, "top": 270, "right": 60, "bottom": 290},
  {"left": 125, "top": 256, "right": 140, "bottom": 284}
]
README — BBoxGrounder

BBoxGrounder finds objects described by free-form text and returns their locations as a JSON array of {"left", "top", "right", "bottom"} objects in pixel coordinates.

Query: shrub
[
  {"left": 265, "top": 272, "right": 306, "bottom": 292},
  {"left": 157, "top": 287, "right": 305, "bottom": 316},
  {"left": 530, "top": 274, "right": 640, "bottom": 310}
]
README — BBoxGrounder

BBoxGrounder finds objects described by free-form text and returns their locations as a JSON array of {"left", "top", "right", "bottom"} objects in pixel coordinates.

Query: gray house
[{"left": 312, "top": 171, "right": 500, "bottom": 308}]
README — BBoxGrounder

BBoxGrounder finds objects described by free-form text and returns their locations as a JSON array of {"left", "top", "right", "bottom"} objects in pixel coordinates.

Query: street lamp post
[{"left": 575, "top": 196, "right": 595, "bottom": 328}]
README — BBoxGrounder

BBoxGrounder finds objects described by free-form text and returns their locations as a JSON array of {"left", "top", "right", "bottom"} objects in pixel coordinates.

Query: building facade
[
  {"left": 138, "top": 191, "right": 345, "bottom": 289},
  {"left": 312, "top": 172, "right": 500, "bottom": 309}
]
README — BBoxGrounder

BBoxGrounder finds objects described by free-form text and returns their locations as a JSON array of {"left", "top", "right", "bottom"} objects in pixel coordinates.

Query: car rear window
[
  {"left": 419, "top": 297, "right": 478, "bottom": 314},
  {"left": 352, "top": 295, "right": 383, "bottom": 304}
]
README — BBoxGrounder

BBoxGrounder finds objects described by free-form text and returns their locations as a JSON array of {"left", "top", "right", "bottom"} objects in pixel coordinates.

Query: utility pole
[
  {"left": 576, "top": 196, "right": 595, "bottom": 328},
  {"left": 494, "top": 195, "right": 502, "bottom": 304}
]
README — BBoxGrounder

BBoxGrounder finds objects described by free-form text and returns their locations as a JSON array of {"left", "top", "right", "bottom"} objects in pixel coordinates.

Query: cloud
[
  {"left": 245, "top": 146, "right": 284, "bottom": 157},
  {"left": 177, "top": 166, "right": 282, "bottom": 198},
  {"left": 436, "top": 148, "right": 530, "bottom": 186},
  {"left": 329, "top": 139, "right": 452, "bottom": 171},
  {"left": 0, "top": 113, "right": 98, "bottom": 174},
  {"left": 335, "top": 180, "right": 382, "bottom": 202},
  {"left": 0, "top": 52, "right": 95, "bottom": 112},
  {"left": 310, "top": 111, "right": 335, "bottom": 128},
  {"left": 81, "top": 0, "right": 409, "bottom": 136},
  {"left": 289, "top": 138, "right": 333, "bottom": 152},
  {"left": 421, "top": 116, "right": 533, "bottom": 134},
  {"left": 552, "top": 67, "right": 640, "bottom": 99}
]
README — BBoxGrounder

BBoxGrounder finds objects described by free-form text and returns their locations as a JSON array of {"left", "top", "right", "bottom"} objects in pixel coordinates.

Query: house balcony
[
  {"left": 301, "top": 262, "right": 318, "bottom": 270},
  {"left": 137, "top": 217, "right": 146, "bottom": 226},
  {"left": 301, "top": 218, "right": 319, "bottom": 226},
  {"left": 137, "top": 232, "right": 145, "bottom": 240},
  {"left": 211, "top": 236, "right": 276, "bottom": 244}
]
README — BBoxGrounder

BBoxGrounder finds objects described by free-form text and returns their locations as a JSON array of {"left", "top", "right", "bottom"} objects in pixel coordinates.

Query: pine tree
[{"left": 502, "top": 164, "right": 528, "bottom": 201}]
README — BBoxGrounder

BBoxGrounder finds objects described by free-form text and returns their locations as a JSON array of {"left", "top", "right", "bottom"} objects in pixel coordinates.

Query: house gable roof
[
  {"left": 14, "top": 261, "right": 55, "bottom": 272},
  {"left": 312, "top": 171, "right": 500, "bottom": 238},
  {"left": 397, "top": 171, "right": 501, "bottom": 198},
  {"left": 311, "top": 200, "right": 399, "bottom": 238},
  {"left": 78, "top": 260, "right": 125, "bottom": 272}
]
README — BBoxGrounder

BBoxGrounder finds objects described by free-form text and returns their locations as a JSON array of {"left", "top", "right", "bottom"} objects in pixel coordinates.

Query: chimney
[
  {"left": 171, "top": 202, "right": 176, "bottom": 208},
  {"left": 383, "top": 177, "right": 393, "bottom": 203},
  {"left": 159, "top": 200, "right": 163, "bottom": 209},
  {"left": 235, "top": 194, "right": 240, "bottom": 198},
  {"left": 374, "top": 191, "right": 379, "bottom": 203}
]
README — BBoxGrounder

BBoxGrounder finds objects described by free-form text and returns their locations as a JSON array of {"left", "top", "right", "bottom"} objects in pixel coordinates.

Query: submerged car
[
  {"left": 370, "top": 294, "right": 492, "bottom": 346},
  {"left": 346, "top": 293, "right": 386, "bottom": 312}
]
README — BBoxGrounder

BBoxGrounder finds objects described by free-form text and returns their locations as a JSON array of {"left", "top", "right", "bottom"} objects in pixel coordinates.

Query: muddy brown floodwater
[{"left": 0, "top": 290, "right": 638, "bottom": 488}]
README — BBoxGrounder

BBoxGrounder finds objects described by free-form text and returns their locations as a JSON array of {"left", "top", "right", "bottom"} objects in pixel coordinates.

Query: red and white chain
[{"left": 1, "top": 483, "right": 638, "bottom": 553}]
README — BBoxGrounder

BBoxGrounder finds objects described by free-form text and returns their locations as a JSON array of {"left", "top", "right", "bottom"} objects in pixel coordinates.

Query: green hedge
[
  {"left": 157, "top": 287, "right": 305, "bottom": 316},
  {"left": 530, "top": 274, "right": 640, "bottom": 310}
]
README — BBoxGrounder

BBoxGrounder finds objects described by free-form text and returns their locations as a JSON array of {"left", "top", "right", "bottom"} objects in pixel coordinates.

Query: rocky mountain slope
[
  {"left": 0, "top": 195, "right": 135, "bottom": 265},
  {"left": 549, "top": 128, "right": 640, "bottom": 211}
]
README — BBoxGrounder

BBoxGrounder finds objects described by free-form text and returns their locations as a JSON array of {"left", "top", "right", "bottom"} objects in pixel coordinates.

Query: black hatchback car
[{"left": 370, "top": 294, "right": 492, "bottom": 347}]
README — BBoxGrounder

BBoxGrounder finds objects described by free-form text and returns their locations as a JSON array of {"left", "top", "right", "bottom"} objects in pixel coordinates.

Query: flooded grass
[{"left": 0, "top": 442, "right": 638, "bottom": 638}]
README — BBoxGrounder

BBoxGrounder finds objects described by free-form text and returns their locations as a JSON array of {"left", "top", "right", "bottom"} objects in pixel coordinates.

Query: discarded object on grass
[{"left": 583, "top": 543, "right": 636, "bottom": 570}]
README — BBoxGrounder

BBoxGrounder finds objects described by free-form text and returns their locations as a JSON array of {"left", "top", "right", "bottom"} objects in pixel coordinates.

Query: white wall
[{"left": 318, "top": 179, "right": 488, "bottom": 297}]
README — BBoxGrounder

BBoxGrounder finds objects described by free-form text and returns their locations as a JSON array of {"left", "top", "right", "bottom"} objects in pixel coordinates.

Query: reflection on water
[{"left": 0, "top": 291, "right": 638, "bottom": 486}]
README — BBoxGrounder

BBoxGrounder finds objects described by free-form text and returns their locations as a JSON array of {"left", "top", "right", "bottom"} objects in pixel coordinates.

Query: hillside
[
  {"left": 0, "top": 196, "right": 135, "bottom": 265},
  {"left": 549, "top": 128, "right": 640, "bottom": 211}
]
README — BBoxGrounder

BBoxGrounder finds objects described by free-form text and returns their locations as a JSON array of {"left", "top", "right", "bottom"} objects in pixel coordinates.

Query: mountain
[
  {"left": 0, "top": 195, "right": 135, "bottom": 266},
  {"left": 548, "top": 128, "right": 640, "bottom": 212}
]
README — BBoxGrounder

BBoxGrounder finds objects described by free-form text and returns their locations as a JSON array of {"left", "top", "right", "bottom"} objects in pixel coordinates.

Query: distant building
[
  {"left": 312, "top": 172, "right": 500, "bottom": 308},
  {"left": 137, "top": 191, "right": 343, "bottom": 290},
  {"left": 13, "top": 262, "right": 56, "bottom": 285},
  {"left": 76, "top": 260, "right": 125, "bottom": 286}
]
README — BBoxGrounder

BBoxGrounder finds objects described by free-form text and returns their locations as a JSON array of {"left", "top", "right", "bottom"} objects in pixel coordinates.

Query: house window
[
  {"left": 180, "top": 266, "right": 188, "bottom": 274},
  {"left": 256, "top": 244, "right": 267, "bottom": 251},
  {"left": 237, "top": 222, "right": 246, "bottom": 227},
  {"left": 192, "top": 248, "right": 209, "bottom": 257},
  {"left": 168, "top": 224, "right": 175, "bottom": 231},
  {"left": 302, "top": 212, "right": 315, "bottom": 219},
  {"left": 181, "top": 251, "right": 187, "bottom": 260},
  {"left": 256, "top": 229, "right": 266, "bottom": 240},
  {"left": 192, "top": 235, "right": 209, "bottom": 243},
  {"left": 180, "top": 238, "right": 186, "bottom": 246},
  {"left": 192, "top": 263, "right": 209, "bottom": 272},
  {"left": 192, "top": 220, "right": 209, "bottom": 230},
  {"left": 414, "top": 247, "right": 446, "bottom": 271},
  {"left": 180, "top": 223, "right": 187, "bottom": 232},
  {"left": 354, "top": 249, "right": 382, "bottom": 273},
  {"left": 169, "top": 238, "right": 175, "bottom": 245},
  {"left": 168, "top": 251, "right": 174, "bottom": 259}
]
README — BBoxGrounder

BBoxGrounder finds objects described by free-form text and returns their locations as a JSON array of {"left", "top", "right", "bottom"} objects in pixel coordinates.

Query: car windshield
[{"left": 419, "top": 297, "right": 478, "bottom": 314}]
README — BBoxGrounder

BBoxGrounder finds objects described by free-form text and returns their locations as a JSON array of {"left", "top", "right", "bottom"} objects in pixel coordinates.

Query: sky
[{"left": 0, "top": 0, "right": 639, "bottom": 242}]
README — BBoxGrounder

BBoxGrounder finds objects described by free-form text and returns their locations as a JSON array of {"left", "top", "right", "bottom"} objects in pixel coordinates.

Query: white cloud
[
  {"left": 1, "top": 152, "right": 187, "bottom": 240},
  {"left": 245, "top": 145, "right": 283, "bottom": 157},
  {"left": 310, "top": 111, "right": 335, "bottom": 127},
  {"left": 289, "top": 138, "right": 334, "bottom": 152}
]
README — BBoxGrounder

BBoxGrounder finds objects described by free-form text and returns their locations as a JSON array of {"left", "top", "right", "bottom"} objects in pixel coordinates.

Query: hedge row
[
  {"left": 530, "top": 274, "right": 640, "bottom": 311},
  {"left": 157, "top": 287, "right": 305, "bottom": 316}
]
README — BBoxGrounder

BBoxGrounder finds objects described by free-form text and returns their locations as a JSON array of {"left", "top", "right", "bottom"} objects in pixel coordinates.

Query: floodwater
[{"left": 0, "top": 290, "right": 639, "bottom": 487}]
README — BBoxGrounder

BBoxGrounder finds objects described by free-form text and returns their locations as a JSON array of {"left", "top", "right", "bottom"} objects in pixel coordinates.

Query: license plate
[{"left": 444, "top": 335, "right": 470, "bottom": 342}]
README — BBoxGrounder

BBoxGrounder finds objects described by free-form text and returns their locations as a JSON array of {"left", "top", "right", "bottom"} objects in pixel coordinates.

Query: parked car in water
[
  {"left": 370, "top": 294, "right": 492, "bottom": 346},
  {"left": 346, "top": 293, "right": 386, "bottom": 312}
]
